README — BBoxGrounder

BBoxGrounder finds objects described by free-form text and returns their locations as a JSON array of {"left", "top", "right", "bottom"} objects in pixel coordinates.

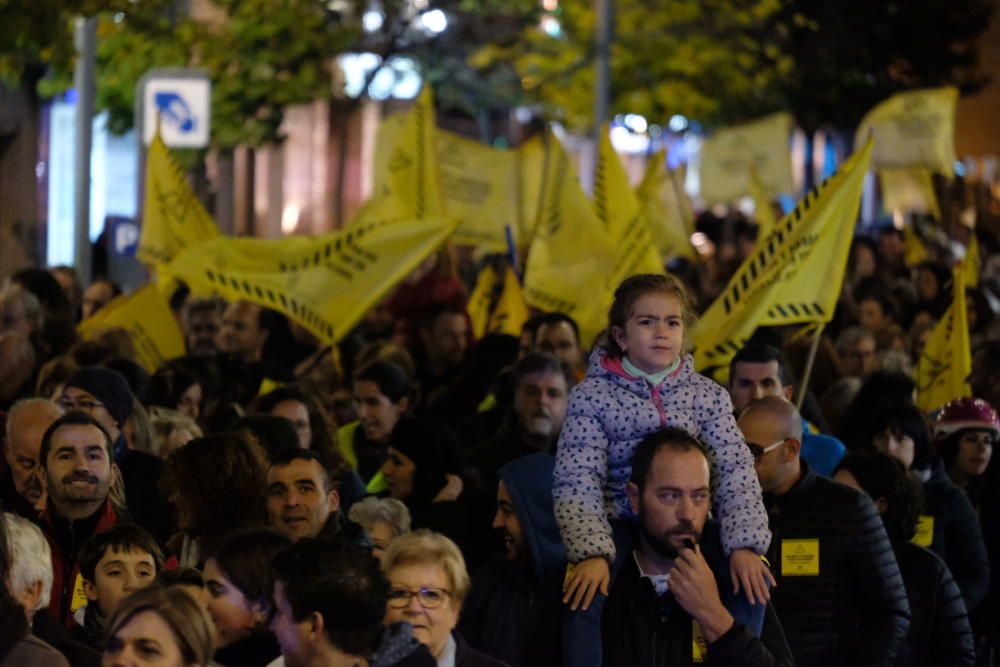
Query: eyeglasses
[
  {"left": 386, "top": 586, "right": 451, "bottom": 609},
  {"left": 746, "top": 437, "right": 788, "bottom": 462},
  {"left": 58, "top": 397, "right": 106, "bottom": 413}
]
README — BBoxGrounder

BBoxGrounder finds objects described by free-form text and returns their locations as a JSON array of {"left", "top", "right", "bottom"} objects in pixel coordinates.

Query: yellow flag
[
  {"left": 750, "top": 165, "right": 778, "bottom": 238},
  {"left": 138, "top": 131, "right": 220, "bottom": 267},
  {"left": 698, "top": 112, "right": 794, "bottom": 204},
  {"left": 359, "top": 86, "right": 443, "bottom": 223},
  {"left": 693, "top": 139, "right": 874, "bottom": 373},
  {"left": 488, "top": 266, "right": 530, "bottom": 336},
  {"left": 77, "top": 284, "right": 185, "bottom": 372},
  {"left": 916, "top": 267, "right": 971, "bottom": 411},
  {"left": 963, "top": 234, "right": 980, "bottom": 288},
  {"left": 594, "top": 125, "right": 663, "bottom": 284},
  {"left": 636, "top": 150, "right": 696, "bottom": 260},
  {"left": 523, "top": 131, "right": 615, "bottom": 347},
  {"left": 468, "top": 264, "right": 501, "bottom": 339},
  {"left": 902, "top": 222, "right": 930, "bottom": 267},
  {"left": 880, "top": 168, "right": 941, "bottom": 218},
  {"left": 167, "top": 215, "right": 459, "bottom": 345},
  {"left": 855, "top": 87, "right": 958, "bottom": 177},
  {"left": 515, "top": 137, "right": 547, "bottom": 251}
]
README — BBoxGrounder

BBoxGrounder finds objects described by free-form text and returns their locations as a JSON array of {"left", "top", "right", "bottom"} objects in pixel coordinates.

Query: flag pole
[{"left": 795, "top": 324, "right": 825, "bottom": 410}]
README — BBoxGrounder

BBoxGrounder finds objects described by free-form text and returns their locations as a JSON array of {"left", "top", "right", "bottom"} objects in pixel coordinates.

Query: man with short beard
[
  {"left": 1, "top": 398, "right": 63, "bottom": 517},
  {"left": 465, "top": 353, "right": 571, "bottom": 491},
  {"left": 36, "top": 411, "right": 120, "bottom": 627},
  {"left": 602, "top": 427, "right": 793, "bottom": 666}
]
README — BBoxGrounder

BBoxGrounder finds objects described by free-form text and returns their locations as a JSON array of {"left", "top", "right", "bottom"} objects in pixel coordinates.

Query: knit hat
[
  {"left": 933, "top": 397, "right": 999, "bottom": 441},
  {"left": 65, "top": 367, "right": 134, "bottom": 427}
]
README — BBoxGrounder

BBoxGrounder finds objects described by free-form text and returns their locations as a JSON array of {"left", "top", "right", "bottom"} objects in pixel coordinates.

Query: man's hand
[
  {"left": 670, "top": 545, "right": 734, "bottom": 643},
  {"left": 729, "top": 548, "right": 776, "bottom": 605},
  {"left": 432, "top": 474, "right": 463, "bottom": 503},
  {"left": 563, "top": 557, "right": 610, "bottom": 611}
]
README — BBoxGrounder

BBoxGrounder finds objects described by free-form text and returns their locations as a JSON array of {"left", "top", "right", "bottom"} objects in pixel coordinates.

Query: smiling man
[
  {"left": 266, "top": 450, "right": 369, "bottom": 547},
  {"left": 36, "top": 411, "right": 121, "bottom": 627}
]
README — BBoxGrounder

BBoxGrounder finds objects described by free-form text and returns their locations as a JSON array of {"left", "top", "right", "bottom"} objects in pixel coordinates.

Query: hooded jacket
[
  {"left": 553, "top": 349, "right": 769, "bottom": 563},
  {"left": 459, "top": 454, "right": 566, "bottom": 667}
]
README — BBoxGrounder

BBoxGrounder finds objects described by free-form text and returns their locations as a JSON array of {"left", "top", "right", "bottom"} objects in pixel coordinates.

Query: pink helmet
[{"left": 933, "top": 397, "right": 1000, "bottom": 441}]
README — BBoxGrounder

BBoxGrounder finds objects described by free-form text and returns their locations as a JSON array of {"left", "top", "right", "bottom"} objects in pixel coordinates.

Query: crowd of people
[{"left": 0, "top": 215, "right": 997, "bottom": 666}]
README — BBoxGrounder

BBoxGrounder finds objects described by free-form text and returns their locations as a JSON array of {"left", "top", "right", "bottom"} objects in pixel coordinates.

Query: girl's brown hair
[{"left": 599, "top": 273, "right": 697, "bottom": 358}]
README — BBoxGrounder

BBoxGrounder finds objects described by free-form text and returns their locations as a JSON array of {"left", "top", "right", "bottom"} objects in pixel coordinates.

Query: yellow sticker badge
[
  {"left": 692, "top": 620, "right": 708, "bottom": 662},
  {"left": 912, "top": 515, "right": 935, "bottom": 547},
  {"left": 781, "top": 539, "right": 820, "bottom": 576}
]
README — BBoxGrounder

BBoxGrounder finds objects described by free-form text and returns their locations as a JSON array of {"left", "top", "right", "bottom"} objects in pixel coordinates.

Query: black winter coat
[
  {"left": 893, "top": 540, "right": 975, "bottom": 667},
  {"left": 921, "top": 460, "right": 991, "bottom": 612},
  {"left": 764, "top": 461, "right": 910, "bottom": 667}
]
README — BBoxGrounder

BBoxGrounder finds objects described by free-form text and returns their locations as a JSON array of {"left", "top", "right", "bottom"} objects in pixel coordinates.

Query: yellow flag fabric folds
[
  {"left": 963, "top": 234, "right": 980, "bottom": 288},
  {"left": 636, "top": 151, "right": 696, "bottom": 260},
  {"left": 489, "top": 266, "right": 530, "bottom": 336},
  {"left": 693, "top": 139, "right": 874, "bottom": 373},
  {"left": 77, "top": 284, "right": 185, "bottom": 372},
  {"left": 916, "top": 267, "right": 971, "bottom": 411},
  {"left": 468, "top": 264, "right": 501, "bottom": 339},
  {"left": 698, "top": 112, "right": 794, "bottom": 204},
  {"left": 523, "top": 132, "right": 614, "bottom": 347},
  {"left": 594, "top": 126, "right": 663, "bottom": 284},
  {"left": 855, "top": 87, "right": 958, "bottom": 177},
  {"left": 902, "top": 222, "right": 930, "bottom": 267},
  {"left": 880, "top": 168, "right": 941, "bottom": 218},
  {"left": 750, "top": 166, "right": 778, "bottom": 238},
  {"left": 167, "top": 216, "right": 458, "bottom": 345},
  {"left": 138, "top": 132, "right": 220, "bottom": 267}
]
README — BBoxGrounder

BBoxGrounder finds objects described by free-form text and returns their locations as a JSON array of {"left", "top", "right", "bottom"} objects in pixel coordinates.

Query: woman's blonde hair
[
  {"left": 149, "top": 407, "right": 203, "bottom": 458},
  {"left": 104, "top": 585, "right": 214, "bottom": 665},
  {"left": 382, "top": 529, "right": 470, "bottom": 604}
]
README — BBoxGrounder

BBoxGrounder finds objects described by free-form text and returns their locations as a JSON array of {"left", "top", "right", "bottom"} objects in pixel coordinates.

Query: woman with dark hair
[
  {"left": 147, "top": 364, "right": 202, "bottom": 421},
  {"left": 202, "top": 529, "right": 291, "bottom": 667},
  {"left": 339, "top": 361, "right": 415, "bottom": 493},
  {"left": 0, "top": 511, "right": 68, "bottom": 666},
  {"left": 253, "top": 384, "right": 366, "bottom": 509},
  {"left": 866, "top": 405, "right": 990, "bottom": 615},
  {"left": 161, "top": 432, "right": 269, "bottom": 567},
  {"left": 835, "top": 370, "right": 917, "bottom": 449},
  {"left": 834, "top": 451, "right": 975, "bottom": 666}
]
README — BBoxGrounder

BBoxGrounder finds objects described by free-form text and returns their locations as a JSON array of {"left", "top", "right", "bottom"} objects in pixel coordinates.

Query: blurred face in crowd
[
  {"left": 612, "top": 293, "right": 684, "bottom": 374},
  {"left": 879, "top": 231, "right": 904, "bottom": 263},
  {"left": 185, "top": 308, "right": 222, "bottom": 356},
  {"left": 367, "top": 521, "right": 395, "bottom": 561},
  {"left": 0, "top": 291, "right": 34, "bottom": 338},
  {"left": 51, "top": 268, "right": 80, "bottom": 312},
  {"left": 82, "top": 280, "right": 115, "bottom": 320},
  {"left": 60, "top": 386, "right": 121, "bottom": 440},
  {"left": 203, "top": 558, "right": 265, "bottom": 648},
  {"left": 953, "top": 430, "right": 993, "bottom": 480},
  {"left": 4, "top": 403, "right": 61, "bottom": 507},
  {"left": 102, "top": 610, "right": 188, "bottom": 667},
  {"left": 219, "top": 301, "right": 268, "bottom": 363},
  {"left": 85, "top": 546, "right": 158, "bottom": 618},
  {"left": 353, "top": 380, "right": 407, "bottom": 444},
  {"left": 513, "top": 370, "right": 568, "bottom": 445},
  {"left": 729, "top": 360, "right": 791, "bottom": 414},
  {"left": 161, "top": 427, "right": 196, "bottom": 459},
  {"left": 627, "top": 446, "right": 710, "bottom": 560},
  {"left": 384, "top": 562, "right": 460, "bottom": 659},
  {"left": 917, "top": 268, "right": 941, "bottom": 302},
  {"left": 43, "top": 423, "right": 114, "bottom": 518},
  {"left": 493, "top": 480, "right": 527, "bottom": 565},
  {"left": 270, "top": 581, "right": 314, "bottom": 667},
  {"left": 267, "top": 458, "right": 339, "bottom": 541},
  {"left": 536, "top": 321, "right": 582, "bottom": 370},
  {"left": 421, "top": 312, "right": 469, "bottom": 371},
  {"left": 874, "top": 428, "right": 915, "bottom": 469},
  {"left": 176, "top": 383, "right": 202, "bottom": 421},
  {"left": 517, "top": 327, "right": 536, "bottom": 359},
  {"left": 852, "top": 243, "right": 876, "bottom": 281},
  {"left": 858, "top": 298, "right": 890, "bottom": 334},
  {"left": 381, "top": 448, "right": 416, "bottom": 501},
  {"left": 841, "top": 334, "right": 878, "bottom": 378},
  {"left": 270, "top": 400, "right": 311, "bottom": 449}
]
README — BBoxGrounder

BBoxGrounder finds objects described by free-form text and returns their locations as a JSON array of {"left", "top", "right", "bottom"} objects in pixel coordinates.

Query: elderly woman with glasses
[{"left": 382, "top": 531, "right": 508, "bottom": 667}]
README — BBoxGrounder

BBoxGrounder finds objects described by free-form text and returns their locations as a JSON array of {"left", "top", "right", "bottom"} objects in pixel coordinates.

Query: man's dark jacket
[
  {"left": 602, "top": 519, "right": 794, "bottom": 667},
  {"left": 764, "top": 461, "right": 910, "bottom": 667}
]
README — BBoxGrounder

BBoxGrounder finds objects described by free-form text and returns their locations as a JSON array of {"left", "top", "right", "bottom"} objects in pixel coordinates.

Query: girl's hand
[
  {"left": 432, "top": 474, "right": 463, "bottom": 503},
  {"left": 563, "top": 557, "right": 610, "bottom": 611},
  {"left": 729, "top": 548, "right": 776, "bottom": 605}
]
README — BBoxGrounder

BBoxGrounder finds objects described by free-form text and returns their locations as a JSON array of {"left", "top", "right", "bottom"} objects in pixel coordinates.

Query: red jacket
[{"left": 37, "top": 499, "right": 119, "bottom": 628}]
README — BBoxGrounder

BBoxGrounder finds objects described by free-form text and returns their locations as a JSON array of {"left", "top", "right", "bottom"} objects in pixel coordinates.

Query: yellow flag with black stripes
[
  {"left": 693, "top": 138, "right": 874, "bottom": 373},
  {"left": 488, "top": 265, "right": 530, "bottom": 336},
  {"left": 468, "top": 264, "right": 501, "bottom": 339},
  {"left": 138, "top": 131, "right": 220, "bottom": 267},
  {"left": 523, "top": 131, "right": 614, "bottom": 347},
  {"left": 916, "top": 267, "right": 971, "bottom": 411},
  {"left": 166, "top": 215, "right": 459, "bottom": 345},
  {"left": 594, "top": 125, "right": 663, "bottom": 284},
  {"left": 636, "top": 150, "right": 696, "bottom": 260},
  {"left": 77, "top": 284, "right": 185, "bottom": 372}
]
